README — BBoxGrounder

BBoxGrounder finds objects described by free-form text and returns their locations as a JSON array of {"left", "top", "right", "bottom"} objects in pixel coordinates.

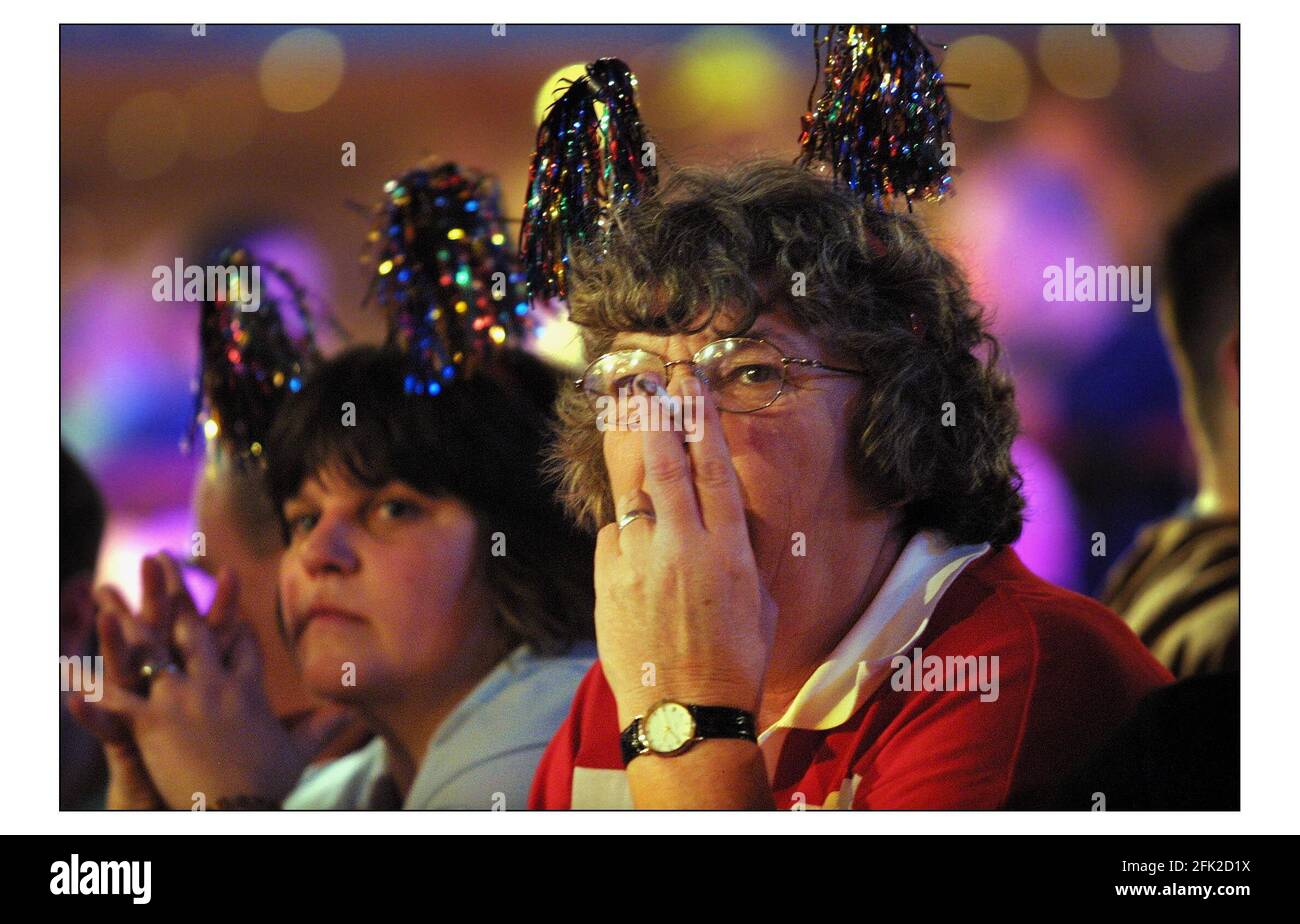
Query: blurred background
[{"left": 59, "top": 23, "right": 1238, "bottom": 597}]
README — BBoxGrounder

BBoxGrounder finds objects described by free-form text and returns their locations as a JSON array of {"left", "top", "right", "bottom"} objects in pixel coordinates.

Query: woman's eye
[
  {"left": 729, "top": 364, "right": 779, "bottom": 386},
  {"left": 287, "top": 512, "right": 318, "bottom": 535},
  {"left": 610, "top": 373, "right": 639, "bottom": 395},
  {"left": 378, "top": 499, "right": 420, "bottom": 520}
]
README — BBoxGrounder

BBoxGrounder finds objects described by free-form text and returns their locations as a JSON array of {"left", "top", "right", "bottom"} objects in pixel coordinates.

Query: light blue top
[{"left": 283, "top": 642, "right": 594, "bottom": 810}]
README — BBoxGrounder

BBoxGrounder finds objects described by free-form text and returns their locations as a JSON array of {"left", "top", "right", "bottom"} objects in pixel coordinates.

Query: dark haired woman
[
  {"left": 275, "top": 345, "right": 595, "bottom": 808},
  {"left": 86, "top": 345, "right": 595, "bottom": 809}
]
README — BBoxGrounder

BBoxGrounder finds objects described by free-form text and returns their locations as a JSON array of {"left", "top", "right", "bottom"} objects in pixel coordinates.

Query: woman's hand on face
[
  {"left": 595, "top": 372, "right": 778, "bottom": 727},
  {"left": 86, "top": 555, "right": 350, "bottom": 809}
]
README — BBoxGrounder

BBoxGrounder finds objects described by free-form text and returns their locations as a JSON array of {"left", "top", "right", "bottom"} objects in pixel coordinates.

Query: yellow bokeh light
[
  {"left": 259, "top": 28, "right": 345, "bottom": 113},
  {"left": 534, "top": 64, "right": 591, "bottom": 127},
  {"left": 105, "top": 91, "right": 188, "bottom": 181},
  {"left": 943, "top": 35, "right": 1032, "bottom": 123},
  {"left": 1037, "top": 26, "right": 1120, "bottom": 99},
  {"left": 203, "top": 419, "right": 220, "bottom": 441},
  {"left": 671, "top": 27, "right": 786, "bottom": 134},
  {"left": 1151, "top": 25, "right": 1232, "bottom": 73},
  {"left": 489, "top": 325, "right": 507, "bottom": 344}
]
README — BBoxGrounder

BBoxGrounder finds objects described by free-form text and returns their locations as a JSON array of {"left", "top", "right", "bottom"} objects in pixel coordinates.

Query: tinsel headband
[
  {"left": 518, "top": 57, "right": 659, "bottom": 302},
  {"left": 797, "top": 24, "right": 955, "bottom": 209},
  {"left": 190, "top": 245, "right": 319, "bottom": 464},
  {"left": 363, "top": 160, "right": 532, "bottom": 395},
  {"left": 517, "top": 33, "right": 954, "bottom": 304}
]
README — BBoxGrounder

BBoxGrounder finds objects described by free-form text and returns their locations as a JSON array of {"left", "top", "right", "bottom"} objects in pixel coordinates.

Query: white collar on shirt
[{"left": 757, "top": 530, "right": 990, "bottom": 751}]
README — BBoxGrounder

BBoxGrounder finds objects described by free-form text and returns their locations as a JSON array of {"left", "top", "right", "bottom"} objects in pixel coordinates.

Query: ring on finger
[
  {"left": 617, "top": 508, "right": 657, "bottom": 532},
  {"left": 138, "top": 659, "right": 181, "bottom": 691}
]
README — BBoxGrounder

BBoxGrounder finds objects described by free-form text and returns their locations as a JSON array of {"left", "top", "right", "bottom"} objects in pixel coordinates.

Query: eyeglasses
[{"left": 574, "top": 337, "right": 867, "bottom": 414}]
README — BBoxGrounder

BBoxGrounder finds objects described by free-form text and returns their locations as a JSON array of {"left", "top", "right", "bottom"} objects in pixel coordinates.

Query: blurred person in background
[
  {"left": 60, "top": 445, "right": 108, "bottom": 809},
  {"left": 1100, "top": 172, "right": 1239, "bottom": 680},
  {"left": 188, "top": 247, "right": 368, "bottom": 757},
  {"left": 70, "top": 247, "right": 369, "bottom": 807}
]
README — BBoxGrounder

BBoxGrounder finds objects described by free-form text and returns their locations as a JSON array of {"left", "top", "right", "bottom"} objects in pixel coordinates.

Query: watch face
[{"left": 643, "top": 701, "right": 695, "bottom": 754}]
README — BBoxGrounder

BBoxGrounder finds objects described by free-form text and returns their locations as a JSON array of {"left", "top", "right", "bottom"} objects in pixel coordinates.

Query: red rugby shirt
[{"left": 529, "top": 545, "right": 1174, "bottom": 810}]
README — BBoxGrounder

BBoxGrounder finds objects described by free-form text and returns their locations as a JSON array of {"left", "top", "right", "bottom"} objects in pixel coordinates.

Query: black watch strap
[
  {"left": 619, "top": 720, "right": 644, "bottom": 766},
  {"left": 692, "top": 705, "right": 758, "bottom": 742},
  {"left": 620, "top": 704, "right": 757, "bottom": 765}
]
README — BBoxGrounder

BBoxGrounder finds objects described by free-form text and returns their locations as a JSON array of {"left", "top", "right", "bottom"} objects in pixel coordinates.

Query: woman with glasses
[{"left": 530, "top": 158, "right": 1174, "bottom": 810}]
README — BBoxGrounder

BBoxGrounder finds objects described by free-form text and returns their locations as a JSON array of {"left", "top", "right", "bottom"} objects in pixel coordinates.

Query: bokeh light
[
  {"left": 259, "top": 28, "right": 345, "bottom": 113},
  {"left": 534, "top": 64, "right": 590, "bottom": 127},
  {"left": 669, "top": 27, "right": 786, "bottom": 134},
  {"left": 943, "top": 35, "right": 1032, "bottom": 122},
  {"left": 1012, "top": 437, "right": 1081, "bottom": 591},
  {"left": 1151, "top": 25, "right": 1232, "bottom": 73},
  {"left": 944, "top": 150, "right": 1125, "bottom": 360},
  {"left": 1037, "top": 25, "right": 1121, "bottom": 99}
]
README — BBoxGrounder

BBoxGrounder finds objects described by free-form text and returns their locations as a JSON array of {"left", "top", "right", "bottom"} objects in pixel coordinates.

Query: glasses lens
[
  {"left": 694, "top": 339, "right": 785, "bottom": 412},
  {"left": 582, "top": 350, "right": 666, "bottom": 401}
]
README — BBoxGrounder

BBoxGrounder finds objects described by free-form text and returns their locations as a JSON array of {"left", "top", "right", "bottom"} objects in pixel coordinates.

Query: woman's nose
[{"left": 299, "top": 516, "right": 359, "bottom": 576}]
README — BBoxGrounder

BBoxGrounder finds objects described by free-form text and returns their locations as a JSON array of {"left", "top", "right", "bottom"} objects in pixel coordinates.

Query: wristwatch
[{"left": 620, "top": 700, "right": 757, "bottom": 765}]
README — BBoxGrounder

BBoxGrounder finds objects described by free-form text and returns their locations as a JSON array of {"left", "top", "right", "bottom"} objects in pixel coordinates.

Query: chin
[
  {"left": 301, "top": 667, "right": 371, "bottom": 705},
  {"left": 296, "top": 645, "right": 376, "bottom": 703}
]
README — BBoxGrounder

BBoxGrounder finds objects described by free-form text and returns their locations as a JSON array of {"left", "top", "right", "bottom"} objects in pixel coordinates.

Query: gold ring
[{"left": 138, "top": 660, "right": 180, "bottom": 687}]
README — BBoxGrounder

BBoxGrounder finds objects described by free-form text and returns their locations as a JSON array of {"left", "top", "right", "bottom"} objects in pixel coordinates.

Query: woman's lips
[{"left": 295, "top": 605, "right": 367, "bottom": 640}]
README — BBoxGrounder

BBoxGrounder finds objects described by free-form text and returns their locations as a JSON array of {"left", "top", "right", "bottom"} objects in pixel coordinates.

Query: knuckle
[
  {"left": 693, "top": 456, "right": 734, "bottom": 487},
  {"left": 609, "top": 569, "right": 644, "bottom": 599},
  {"left": 644, "top": 454, "right": 688, "bottom": 485}
]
